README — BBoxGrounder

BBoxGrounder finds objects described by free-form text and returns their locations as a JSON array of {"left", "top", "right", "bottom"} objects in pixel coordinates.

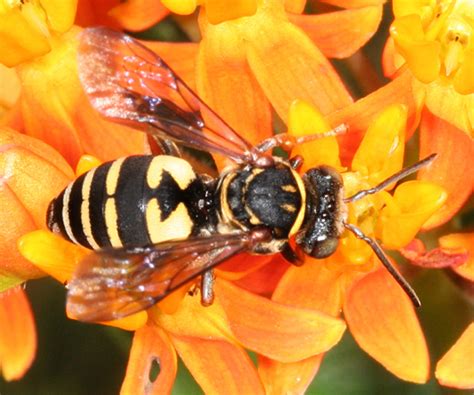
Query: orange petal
[
  {"left": 272, "top": 259, "right": 343, "bottom": 316},
  {"left": 439, "top": 233, "right": 474, "bottom": 282},
  {"left": 232, "top": 255, "right": 289, "bottom": 297},
  {"left": 0, "top": 286, "right": 36, "bottom": 381},
  {"left": 0, "top": 128, "right": 73, "bottom": 282},
  {"left": 142, "top": 41, "right": 198, "bottom": 90},
  {"left": 258, "top": 354, "right": 323, "bottom": 395},
  {"left": 436, "top": 323, "right": 474, "bottom": 389},
  {"left": 75, "top": 0, "right": 121, "bottom": 28},
  {"left": 18, "top": 27, "right": 145, "bottom": 167},
  {"left": 215, "top": 279, "right": 346, "bottom": 363},
  {"left": 327, "top": 70, "right": 424, "bottom": 164},
  {"left": 204, "top": 0, "right": 258, "bottom": 24},
  {"left": 246, "top": 18, "right": 353, "bottom": 121},
  {"left": 289, "top": 6, "right": 383, "bottom": 59},
  {"left": 109, "top": 0, "right": 169, "bottom": 31},
  {"left": 172, "top": 335, "right": 265, "bottom": 394},
  {"left": 197, "top": 25, "right": 271, "bottom": 156},
  {"left": 418, "top": 109, "right": 474, "bottom": 229},
  {"left": 382, "top": 37, "right": 406, "bottom": 78},
  {"left": 257, "top": 260, "right": 343, "bottom": 394},
  {"left": 344, "top": 267, "right": 430, "bottom": 383},
  {"left": 121, "top": 324, "right": 177, "bottom": 395},
  {"left": 284, "top": 0, "right": 306, "bottom": 14},
  {"left": 153, "top": 284, "right": 235, "bottom": 341}
]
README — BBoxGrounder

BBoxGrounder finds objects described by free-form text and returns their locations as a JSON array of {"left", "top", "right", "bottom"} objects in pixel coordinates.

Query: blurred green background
[{"left": 1, "top": 3, "right": 473, "bottom": 394}]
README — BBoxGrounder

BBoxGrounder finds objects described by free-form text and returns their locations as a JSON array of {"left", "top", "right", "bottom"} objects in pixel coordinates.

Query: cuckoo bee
[{"left": 47, "top": 27, "right": 436, "bottom": 322}]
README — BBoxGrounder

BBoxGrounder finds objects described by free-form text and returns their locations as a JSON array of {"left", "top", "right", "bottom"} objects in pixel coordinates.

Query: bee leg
[
  {"left": 281, "top": 242, "right": 305, "bottom": 266},
  {"left": 200, "top": 269, "right": 216, "bottom": 306},
  {"left": 252, "top": 124, "right": 348, "bottom": 157},
  {"left": 147, "top": 136, "right": 182, "bottom": 157},
  {"left": 289, "top": 155, "right": 304, "bottom": 171}
]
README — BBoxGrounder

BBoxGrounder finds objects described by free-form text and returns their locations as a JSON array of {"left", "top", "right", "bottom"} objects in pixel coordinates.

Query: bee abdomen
[{"left": 47, "top": 155, "right": 213, "bottom": 250}]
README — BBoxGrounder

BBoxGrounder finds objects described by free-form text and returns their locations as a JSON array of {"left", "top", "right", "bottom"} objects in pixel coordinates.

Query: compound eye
[{"left": 308, "top": 237, "right": 339, "bottom": 259}]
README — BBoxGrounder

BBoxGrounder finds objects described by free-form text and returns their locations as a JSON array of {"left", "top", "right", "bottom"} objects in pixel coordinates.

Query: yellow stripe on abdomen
[
  {"left": 105, "top": 197, "right": 122, "bottom": 248},
  {"left": 146, "top": 156, "right": 196, "bottom": 190},
  {"left": 106, "top": 157, "right": 126, "bottom": 196},
  {"left": 146, "top": 198, "right": 193, "bottom": 244},
  {"left": 62, "top": 183, "right": 79, "bottom": 244},
  {"left": 81, "top": 168, "right": 100, "bottom": 250}
]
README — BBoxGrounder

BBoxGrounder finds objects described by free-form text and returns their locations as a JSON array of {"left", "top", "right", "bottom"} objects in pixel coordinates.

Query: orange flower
[
  {"left": 0, "top": 1, "right": 171, "bottom": 168},
  {"left": 0, "top": 127, "right": 74, "bottom": 380},
  {"left": 18, "top": 154, "right": 347, "bottom": 393},
  {"left": 158, "top": 0, "right": 385, "bottom": 168},
  {"left": 0, "top": 0, "right": 78, "bottom": 67},
  {"left": 256, "top": 101, "right": 446, "bottom": 393},
  {"left": 377, "top": 0, "right": 474, "bottom": 229}
]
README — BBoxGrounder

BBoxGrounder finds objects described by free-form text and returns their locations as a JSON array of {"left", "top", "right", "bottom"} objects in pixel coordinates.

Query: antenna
[
  {"left": 344, "top": 223, "right": 421, "bottom": 308},
  {"left": 345, "top": 153, "right": 437, "bottom": 203}
]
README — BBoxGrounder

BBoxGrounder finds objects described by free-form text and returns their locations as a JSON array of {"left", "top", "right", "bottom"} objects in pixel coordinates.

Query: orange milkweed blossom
[
  {"left": 158, "top": 0, "right": 386, "bottom": 167},
  {"left": 18, "top": 155, "right": 347, "bottom": 394},
  {"left": 381, "top": 0, "right": 474, "bottom": 229},
  {"left": 254, "top": 101, "right": 447, "bottom": 393},
  {"left": 0, "top": 0, "right": 173, "bottom": 167},
  {"left": 0, "top": 127, "right": 74, "bottom": 380},
  {"left": 0, "top": 0, "right": 151, "bottom": 380}
]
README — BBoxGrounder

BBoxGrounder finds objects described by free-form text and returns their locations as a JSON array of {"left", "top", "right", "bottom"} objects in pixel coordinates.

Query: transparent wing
[
  {"left": 78, "top": 27, "right": 253, "bottom": 162},
  {"left": 66, "top": 232, "right": 255, "bottom": 322}
]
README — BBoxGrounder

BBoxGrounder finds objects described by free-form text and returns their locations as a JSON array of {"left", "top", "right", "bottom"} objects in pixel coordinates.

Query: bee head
[{"left": 296, "top": 166, "right": 346, "bottom": 259}]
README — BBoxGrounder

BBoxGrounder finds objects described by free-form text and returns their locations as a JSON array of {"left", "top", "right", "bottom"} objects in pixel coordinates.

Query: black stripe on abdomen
[
  {"left": 89, "top": 162, "right": 113, "bottom": 248},
  {"left": 67, "top": 174, "right": 92, "bottom": 249},
  {"left": 115, "top": 156, "right": 154, "bottom": 247}
]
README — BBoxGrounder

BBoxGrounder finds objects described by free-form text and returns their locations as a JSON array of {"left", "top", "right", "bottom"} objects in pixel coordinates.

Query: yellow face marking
[
  {"left": 146, "top": 198, "right": 193, "bottom": 243},
  {"left": 105, "top": 197, "right": 122, "bottom": 248},
  {"left": 106, "top": 157, "right": 126, "bottom": 196},
  {"left": 62, "top": 182, "right": 79, "bottom": 244},
  {"left": 81, "top": 168, "right": 100, "bottom": 250},
  {"left": 147, "top": 156, "right": 196, "bottom": 190},
  {"left": 281, "top": 203, "right": 297, "bottom": 213},
  {"left": 281, "top": 184, "right": 297, "bottom": 193},
  {"left": 289, "top": 168, "right": 306, "bottom": 237}
]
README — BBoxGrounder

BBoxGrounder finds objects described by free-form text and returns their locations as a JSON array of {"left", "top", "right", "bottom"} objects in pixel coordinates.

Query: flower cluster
[{"left": 0, "top": 0, "right": 472, "bottom": 392}]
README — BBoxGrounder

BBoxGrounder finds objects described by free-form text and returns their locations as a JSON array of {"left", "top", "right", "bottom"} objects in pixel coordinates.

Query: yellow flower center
[{"left": 391, "top": 0, "right": 474, "bottom": 94}]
